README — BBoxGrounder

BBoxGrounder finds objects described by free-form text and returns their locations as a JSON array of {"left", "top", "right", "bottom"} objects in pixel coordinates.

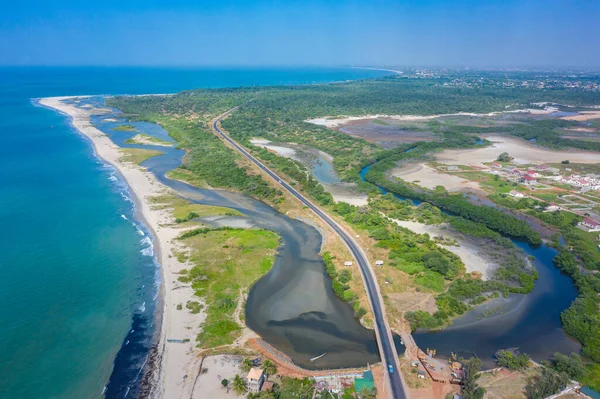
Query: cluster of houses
[
  {"left": 577, "top": 218, "right": 600, "bottom": 233},
  {"left": 548, "top": 174, "right": 600, "bottom": 191},
  {"left": 490, "top": 162, "right": 600, "bottom": 191}
]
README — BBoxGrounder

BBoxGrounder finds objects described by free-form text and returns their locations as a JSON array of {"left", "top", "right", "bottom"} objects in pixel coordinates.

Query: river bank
[{"left": 39, "top": 96, "right": 203, "bottom": 398}]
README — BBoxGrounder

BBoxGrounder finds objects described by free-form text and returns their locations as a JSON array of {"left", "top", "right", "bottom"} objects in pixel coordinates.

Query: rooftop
[{"left": 247, "top": 367, "right": 264, "bottom": 380}]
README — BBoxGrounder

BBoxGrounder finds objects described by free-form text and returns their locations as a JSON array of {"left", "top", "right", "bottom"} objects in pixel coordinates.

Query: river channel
[
  {"left": 360, "top": 165, "right": 581, "bottom": 368},
  {"left": 84, "top": 96, "right": 406, "bottom": 373}
]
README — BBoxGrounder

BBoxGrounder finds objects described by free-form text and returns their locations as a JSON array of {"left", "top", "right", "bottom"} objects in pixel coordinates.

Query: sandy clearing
[
  {"left": 40, "top": 97, "right": 205, "bottom": 399},
  {"left": 128, "top": 134, "right": 174, "bottom": 147},
  {"left": 390, "top": 163, "right": 483, "bottom": 193},
  {"left": 561, "top": 110, "right": 600, "bottom": 121},
  {"left": 192, "top": 355, "right": 243, "bottom": 399},
  {"left": 435, "top": 134, "right": 600, "bottom": 167},
  {"left": 392, "top": 220, "right": 498, "bottom": 280},
  {"left": 250, "top": 138, "right": 296, "bottom": 157},
  {"left": 305, "top": 107, "right": 561, "bottom": 128}
]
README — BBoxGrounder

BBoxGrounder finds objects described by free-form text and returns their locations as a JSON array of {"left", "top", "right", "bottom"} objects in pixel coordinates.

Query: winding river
[
  {"left": 360, "top": 164, "right": 581, "bottom": 368},
  {"left": 90, "top": 92, "right": 579, "bottom": 381},
  {"left": 86, "top": 97, "right": 406, "bottom": 377}
]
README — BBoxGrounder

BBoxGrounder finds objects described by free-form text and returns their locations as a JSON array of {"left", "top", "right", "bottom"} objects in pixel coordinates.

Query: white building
[
  {"left": 578, "top": 218, "right": 600, "bottom": 232},
  {"left": 544, "top": 205, "right": 561, "bottom": 212},
  {"left": 246, "top": 368, "right": 265, "bottom": 393},
  {"left": 509, "top": 190, "right": 525, "bottom": 198}
]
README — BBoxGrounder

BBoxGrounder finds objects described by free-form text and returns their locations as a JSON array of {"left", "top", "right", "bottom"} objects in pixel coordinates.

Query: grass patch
[
  {"left": 113, "top": 124, "right": 137, "bottom": 131},
  {"left": 119, "top": 148, "right": 163, "bottom": 165},
  {"left": 177, "top": 228, "right": 279, "bottom": 348},
  {"left": 166, "top": 167, "right": 209, "bottom": 188},
  {"left": 186, "top": 300, "right": 204, "bottom": 314},
  {"left": 457, "top": 171, "right": 517, "bottom": 195},
  {"left": 414, "top": 270, "right": 445, "bottom": 292},
  {"left": 149, "top": 194, "right": 243, "bottom": 221}
]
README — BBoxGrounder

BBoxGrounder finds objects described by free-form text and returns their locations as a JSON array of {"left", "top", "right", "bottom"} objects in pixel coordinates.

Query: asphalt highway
[{"left": 211, "top": 109, "right": 406, "bottom": 399}]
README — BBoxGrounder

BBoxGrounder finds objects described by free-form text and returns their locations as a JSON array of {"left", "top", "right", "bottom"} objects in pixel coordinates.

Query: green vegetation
[
  {"left": 119, "top": 148, "right": 163, "bottom": 164},
  {"left": 364, "top": 143, "right": 541, "bottom": 245},
  {"left": 241, "top": 357, "right": 253, "bottom": 372},
  {"left": 551, "top": 352, "right": 585, "bottom": 379},
  {"left": 232, "top": 374, "right": 246, "bottom": 395},
  {"left": 551, "top": 247, "right": 600, "bottom": 365},
  {"left": 561, "top": 294, "right": 600, "bottom": 362},
  {"left": 496, "top": 152, "right": 513, "bottom": 162},
  {"left": 186, "top": 301, "right": 203, "bottom": 314},
  {"left": 495, "top": 350, "right": 531, "bottom": 370},
  {"left": 278, "top": 377, "right": 314, "bottom": 399},
  {"left": 177, "top": 227, "right": 279, "bottom": 348},
  {"left": 525, "top": 367, "right": 569, "bottom": 399},
  {"left": 149, "top": 194, "right": 244, "bottom": 221},
  {"left": 107, "top": 76, "right": 600, "bottom": 356},
  {"left": 322, "top": 252, "right": 367, "bottom": 319},
  {"left": 334, "top": 194, "right": 535, "bottom": 330},
  {"left": 113, "top": 124, "right": 137, "bottom": 131},
  {"left": 582, "top": 363, "right": 600, "bottom": 391},
  {"left": 262, "top": 359, "right": 277, "bottom": 376},
  {"left": 461, "top": 357, "right": 486, "bottom": 399},
  {"left": 110, "top": 105, "right": 285, "bottom": 204}
]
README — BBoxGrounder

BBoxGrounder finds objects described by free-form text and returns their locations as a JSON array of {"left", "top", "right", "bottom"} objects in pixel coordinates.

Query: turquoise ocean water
[{"left": 0, "top": 67, "right": 389, "bottom": 399}]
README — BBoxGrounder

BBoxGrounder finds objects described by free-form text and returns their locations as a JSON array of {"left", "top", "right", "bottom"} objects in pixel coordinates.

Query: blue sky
[{"left": 2, "top": 0, "right": 599, "bottom": 67}]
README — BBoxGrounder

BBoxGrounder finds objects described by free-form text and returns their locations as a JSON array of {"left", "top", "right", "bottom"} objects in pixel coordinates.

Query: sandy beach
[{"left": 39, "top": 97, "right": 203, "bottom": 399}]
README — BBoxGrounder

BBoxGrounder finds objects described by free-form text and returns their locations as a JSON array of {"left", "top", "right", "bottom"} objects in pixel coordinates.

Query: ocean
[{"left": 0, "top": 67, "right": 389, "bottom": 399}]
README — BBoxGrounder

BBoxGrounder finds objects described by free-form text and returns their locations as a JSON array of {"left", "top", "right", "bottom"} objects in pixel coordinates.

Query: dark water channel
[
  {"left": 360, "top": 163, "right": 580, "bottom": 367},
  {"left": 88, "top": 97, "right": 407, "bottom": 373}
]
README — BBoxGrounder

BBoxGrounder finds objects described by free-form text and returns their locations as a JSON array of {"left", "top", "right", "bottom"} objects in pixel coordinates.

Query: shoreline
[{"left": 39, "top": 96, "right": 202, "bottom": 398}]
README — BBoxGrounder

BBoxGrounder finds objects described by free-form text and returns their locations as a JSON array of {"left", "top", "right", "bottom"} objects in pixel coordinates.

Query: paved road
[{"left": 211, "top": 109, "right": 407, "bottom": 399}]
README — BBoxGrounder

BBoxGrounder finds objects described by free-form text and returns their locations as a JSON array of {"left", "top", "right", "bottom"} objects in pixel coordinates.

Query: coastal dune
[{"left": 39, "top": 97, "right": 201, "bottom": 399}]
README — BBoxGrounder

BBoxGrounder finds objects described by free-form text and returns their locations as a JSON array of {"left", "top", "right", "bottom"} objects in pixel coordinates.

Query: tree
[
  {"left": 551, "top": 352, "right": 585, "bottom": 379},
  {"left": 221, "top": 378, "right": 229, "bottom": 388},
  {"left": 422, "top": 251, "right": 457, "bottom": 278},
  {"left": 462, "top": 357, "right": 486, "bottom": 399},
  {"left": 232, "top": 374, "right": 246, "bottom": 395},
  {"left": 278, "top": 377, "right": 314, "bottom": 399},
  {"left": 495, "top": 350, "right": 530, "bottom": 370},
  {"left": 525, "top": 368, "right": 569, "bottom": 399},
  {"left": 497, "top": 152, "right": 513, "bottom": 162},
  {"left": 561, "top": 160, "right": 570, "bottom": 164},
  {"left": 262, "top": 359, "right": 277, "bottom": 377},
  {"left": 241, "top": 358, "right": 254, "bottom": 373}
]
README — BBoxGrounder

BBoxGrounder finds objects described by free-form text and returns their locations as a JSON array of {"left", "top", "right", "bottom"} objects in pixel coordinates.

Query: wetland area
[{"left": 85, "top": 97, "right": 393, "bottom": 371}]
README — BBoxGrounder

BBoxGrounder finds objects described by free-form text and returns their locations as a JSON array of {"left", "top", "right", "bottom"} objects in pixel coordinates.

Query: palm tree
[
  {"left": 241, "top": 357, "right": 253, "bottom": 373},
  {"left": 262, "top": 359, "right": 277, "bottom": 377},
  {"left": 232, "top": 374, "right": 246, "bottom": 395}
]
